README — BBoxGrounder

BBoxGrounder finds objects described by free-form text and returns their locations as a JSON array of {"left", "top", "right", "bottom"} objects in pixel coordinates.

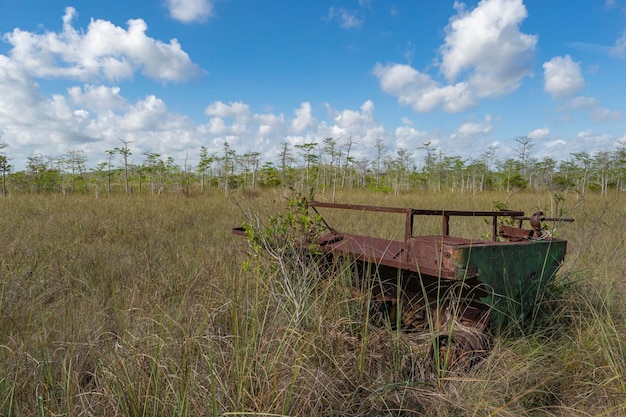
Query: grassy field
[{"left": 0, "top": 189, "right": 624, "bottom": 416}]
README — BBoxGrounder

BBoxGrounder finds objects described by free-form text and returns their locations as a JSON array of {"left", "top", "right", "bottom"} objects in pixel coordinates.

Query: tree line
[{"left": 0, "top": 136, "right": 625, "bottom": 197}]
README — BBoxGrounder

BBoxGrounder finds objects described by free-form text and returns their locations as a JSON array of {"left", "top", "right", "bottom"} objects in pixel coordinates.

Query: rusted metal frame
[
  {"left": 310, "top": 202, "right": 523, "bottom": 218},
  {"left": 409, "top": 209, "right": 524, "bottom": 241},
  {"left": 409, "top": 209, "right": 524, "bottom": 217},
  {"left": 309, "top": 201, "right": 412, "bottom": 214},
  {"left": 512, "top": 215, "right": 575, "bottom": 228},
  {"left": 310, "top": 202, "right": 524, "bottom": 241},
  {"left": 348, "top": 251, "right": 462, "bottom": 280},
  {"left": 443, "top": 214, "right": 450, "bottom": 237},
  {"left": 405, "top": 211, "right": 413, "bottom": 242}
]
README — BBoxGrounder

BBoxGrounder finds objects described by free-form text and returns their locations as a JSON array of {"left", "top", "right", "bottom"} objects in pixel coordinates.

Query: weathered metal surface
[
  {"left": 233, "top": 201, "right": 573, "bottom": 368},
  {"left": 309, "top": 201, "right": 572, "bottom": 329},
  {"left": 310, "top": 201, "right": 525, "bottom": 241}
]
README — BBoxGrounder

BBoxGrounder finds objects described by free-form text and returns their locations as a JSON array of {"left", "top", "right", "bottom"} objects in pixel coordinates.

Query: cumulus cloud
[
  {"left": 440, "top": 0, "right": 537, "bottom": 96},
  {"left": 317, "top": 100, "right": 386, "bottom": 151},
  {"left": 255, "top": 113, "right": 285, "bottom": 136},
  {"left": 545, "top": 139, "right": 566, "bottom": 148},
  {"left": 68, "top": 85, "right": 127, "bottom": 112},
  {"left": 290, "top": 102, "right": 317, "bottom": 134},
  {"left": 528, "top": 127, "right": 550, "bottom": 140},
  {"left": 394, "top": 123, "right": 431, "bottom": 150},
  {"left": 0, "top": 55, "right": 42, "bottom": 126},
  {"left": 574, "top": 130, "right": 614, "bottom": 153},
  {"left": 0, "top": 56, "right": 103, "bottom": 150},
  {"left": 543, "top": 55, "right": 585, "bottom": 99},
  {"left": 373, "top": 63, "right": 475, "bottom": 112},
  {"left": 204, "top": 101, "right": 251, "bottom": 119},
  {"left": 166, "top": 0, "right": 215, "bottom": 23},
  {"left": 374, "top": 0, "right": 536, "bottom": 113},
  {"left": 454, "top": 115, "right": 494, "bottom": 137},
  {"left": 3, "top": 7, "right": 202, "bottom": 82}
]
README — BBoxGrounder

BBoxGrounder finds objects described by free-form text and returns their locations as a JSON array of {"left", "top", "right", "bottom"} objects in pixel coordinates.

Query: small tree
[
  {"left": 198, "top": 146, "right": 216, "bottom": 193},
  {"left": 295, "top": 142, "right": 319, "bottom": 189},
  {"left": 514, "top": 136, "right": 534, "bottom": 183},
  {"left": 279, "top": 141, "right": 295, "bottom": 188},
  {"left": 115, "top": 138, "right": 133, "bottom": 194},
  {"left": 104, "top": 149, "right": 116, "bottom": 195},
  {"left": 374, "top": 138, "right": 384, "bottom": 189},
  {"left": 0, "top": 143, "right": 9, "bottom": 195}
]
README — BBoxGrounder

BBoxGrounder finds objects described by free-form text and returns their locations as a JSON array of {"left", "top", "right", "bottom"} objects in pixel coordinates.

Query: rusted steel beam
[
  {"left": 442, "top": 215, "right": 450, "bottom": 236},
  {"left": 411, "top": 209, "right": 524, "bottom": 217},
  {"left": 405, "top": 211, "right": 412, "bottom": 241},
  {"left": 310, "top": 202, "right": 525, "bottom": 241},
  {"left": 512, "top": 215, "right": 575, "bottom": 222},
  {"left": 310, "top": 202, "right": 524, "bottom": 218},
  {"left": 309, "top": 201, "right": 412, "bottom": 214}
]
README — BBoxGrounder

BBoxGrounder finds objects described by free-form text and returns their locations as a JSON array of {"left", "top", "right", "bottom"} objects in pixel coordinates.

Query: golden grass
[{"left": 0, "top": 189, "right": 624, "bottom": 416}]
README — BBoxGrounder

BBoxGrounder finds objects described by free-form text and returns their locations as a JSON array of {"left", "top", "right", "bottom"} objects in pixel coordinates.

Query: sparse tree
[
  {"left": 104, "top": 148, "right": 116, "bottom": 195},
  {"left": 374, "top": 138, "right": 384, "bottom": 188},
  {"left": 341, "top": 136, "right": 356, "bottom": 190},
  {"left": 0, "top": 142, "right": 10, "bottom": 195},
  {"left": 514, "top": 136, "right": 534, "bottom": 180},
  {"left": 218, "top": 142, "right": 236, "bottom": 193},
  {"left": 115, "top": 138, "right": 133, "bottom": 194},
  {"left": 295, "top": 142, "right": 319, "bottom": 189},
  {"left": 198, "top": 146, "right": 216, "bottom": 193},
  {"left": 279, "top": 141, "right": 295, "bottom": 188},
  {"left": 66, "top": 149, "right": 87, "bottom": 192}
]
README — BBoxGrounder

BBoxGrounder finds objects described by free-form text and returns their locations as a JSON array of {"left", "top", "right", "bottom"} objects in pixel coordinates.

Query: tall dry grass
[{"left": 0, "top": 189, "right": 624, "bottom": 416}]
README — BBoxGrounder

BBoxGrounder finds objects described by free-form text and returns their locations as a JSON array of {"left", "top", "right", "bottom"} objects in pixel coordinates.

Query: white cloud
[
  {"left": 440, "top": 0, "right": 537, "bottom": 97},
  {"left": 68, "top": 85, "right": 127, "bottom": 112},
  {"left": 201, "top": 117, "right": 228, "bottom": 135},
  {"left": 557, "top": 96, "right": 598, "bottom": 111},
  {"left": 574, "top": 130, "right": 614, "bottom": 153},
  {"left": 166, "top": 0, "right": 215, "bottom": 23},
  {"left": 3, "top": 7, "right": 202, "bottom": 82},
  {"left": 394, "top": 124, "right": 431, "bottom": 150},
  {"left": 609, "top": 31, "right": 626, "bottom": 59},
  {"left": 454, "top": 115, "right": 494, "bottom": 137},
  {"left": 590, "top": 107, "right": 623, "bottom": 122},
  {"left": 0, "top": 55, "right": 42, "bottom": 126},
  {"left": 120, "top": 95, "right": 170, "bottom": 131},
  {"left": 374, "top": 0, "right": 536, "bottom": 113},
  {"left": 527, "top": 127, "right": 550, "bottom": 140},
  {"left": 332, "top": 100, "right": 375, "bottom": 131},
  {"left": 543, "top": 55, "right": 585, "bottom": 99},
  {"left": 318, "top": 100, "right": 385, "bottom": 151},
  {"left": 547, "top": 139, "right": 566, "bottom": 147},
  {"left": 204, "top": 101, "right": 251, "bottom": 119},
  {"left": 255, "top": 113, "right": 285, "bottom": 136},
  {"left": 327, "top": 7, "right": 364, "bottom": 29},
  {"left": 290, "top": 102, "right": 316, "bottom": 134},
  {"left": 373, "top": 63, "right": 476, "bottom": 112}
]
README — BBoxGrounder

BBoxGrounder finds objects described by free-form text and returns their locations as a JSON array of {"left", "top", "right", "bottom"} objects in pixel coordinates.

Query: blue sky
[{"left": 0, "top": 0, "right": 625, "bottom": 170}]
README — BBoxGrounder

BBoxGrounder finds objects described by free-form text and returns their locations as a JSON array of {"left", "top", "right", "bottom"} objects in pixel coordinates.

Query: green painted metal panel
[{"left": 451, "top": 239, "right": 567, "bottom": 327}]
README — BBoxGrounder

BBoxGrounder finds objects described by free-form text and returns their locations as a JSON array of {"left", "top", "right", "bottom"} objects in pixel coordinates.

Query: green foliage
[
  {"left": 482, "top": 199, "right": 517, "bottom": 240},
  {"left": 508, "top": 173, "right": 527, "bottom": 189},
  {"left": 242, "top": 192, "right": 325, "bottom": 262},
  {"left": 4, "top": 136, "right": 626, "bottom": 195}
]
